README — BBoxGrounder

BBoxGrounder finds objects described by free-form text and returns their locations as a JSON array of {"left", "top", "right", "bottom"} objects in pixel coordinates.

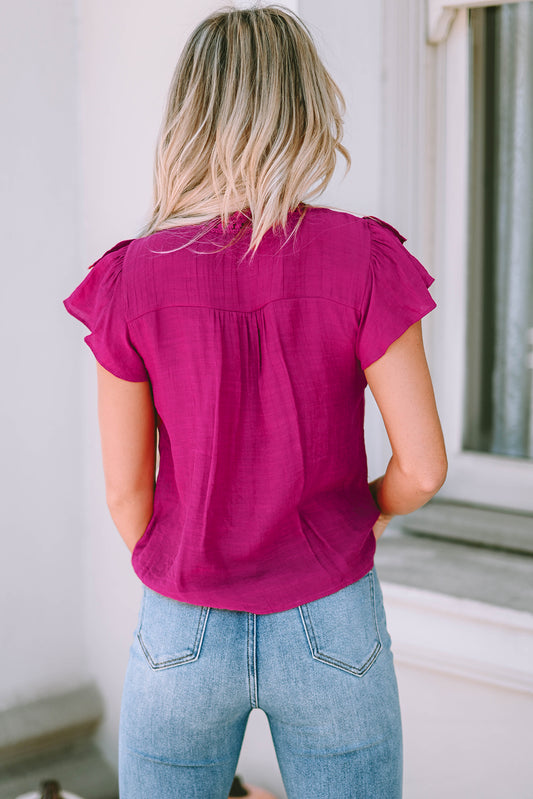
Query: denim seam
[
  {"left": 298, "top": 574, "right": 382, "bottom": 677},
  {"left": 247, "top": 612, "right": 258, "bottom": 708},
  {"left": 137, "top": 605, "right": 210, "bottom": 670},
  {"left": 368, "top": 569, "right": 384, "bottom": 651}
]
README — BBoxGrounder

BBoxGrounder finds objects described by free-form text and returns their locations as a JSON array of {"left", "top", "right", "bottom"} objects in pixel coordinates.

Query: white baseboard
[{"left": 382, "top": 581, "right": 533, "bottom": 694}]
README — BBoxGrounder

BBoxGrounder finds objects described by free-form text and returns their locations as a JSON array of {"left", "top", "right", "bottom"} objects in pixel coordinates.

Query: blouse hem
[{"left": 131, "top": 549, "right": 377, "bottom": 615}]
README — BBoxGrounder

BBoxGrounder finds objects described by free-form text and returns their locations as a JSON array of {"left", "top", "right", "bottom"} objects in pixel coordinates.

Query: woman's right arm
[{"left": 364, "top": 320, "right": 447, "bottom": 538}]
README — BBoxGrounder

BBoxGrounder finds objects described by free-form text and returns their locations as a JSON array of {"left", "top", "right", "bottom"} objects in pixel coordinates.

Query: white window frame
[
  {"left": 427, "top": 0, "right": 525, "bottom": 43},
  {"left": 426, "top": 3, "right": 533, "bottom": 517}
]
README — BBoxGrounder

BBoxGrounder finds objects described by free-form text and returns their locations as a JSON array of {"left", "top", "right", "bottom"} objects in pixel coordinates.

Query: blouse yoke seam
[{"left": 126, "top": 295, "right": 360, "bottom": 325}]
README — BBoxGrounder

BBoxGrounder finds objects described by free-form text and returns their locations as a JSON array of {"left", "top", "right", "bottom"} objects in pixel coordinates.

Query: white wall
[
  {"left": 299, "top": 0, "right": 382, "bottom": 216},
  {"left": 384, "top": 582, "right": 533, "bottom": 798},
  {"left": 0, "top": 0, "right": 383, "bottom": 791},
  {"left": 76, "top": 0, "right": 233, "bottom": 767},
  {"left": 0, "top": 0, "right": 87, "bottom": 711},
  {"left": 5, "top": 2, "right": 532, "bottom": 798},
  {"left": 399, "top": 664, "right": 533, "bottom": 798}
]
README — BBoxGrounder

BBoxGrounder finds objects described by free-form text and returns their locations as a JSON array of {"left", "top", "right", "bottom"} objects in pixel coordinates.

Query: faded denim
[{"left": 118, "top": 566, "right": 402, "bottom": 798}]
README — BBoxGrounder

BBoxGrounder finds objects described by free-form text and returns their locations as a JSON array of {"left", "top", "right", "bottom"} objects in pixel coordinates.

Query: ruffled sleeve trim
[
  {"left": 355, "top": 216, "right": 437, "bottom": 370},
  {"left": 63, "top": 239, "right": 130, "bottom": 326},
  {"left": 63, "top": 239, "right": 150, "bottom": 382}
]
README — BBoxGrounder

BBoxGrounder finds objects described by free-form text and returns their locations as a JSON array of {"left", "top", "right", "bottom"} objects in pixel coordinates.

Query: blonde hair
[{"left": 140, "top": 3, "right": 351, "bottom": 256}]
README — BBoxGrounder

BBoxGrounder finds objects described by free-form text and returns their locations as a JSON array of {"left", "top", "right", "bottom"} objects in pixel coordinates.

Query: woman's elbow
[{"left": 417, "top": 452, "right": 448, "bottom": 496}]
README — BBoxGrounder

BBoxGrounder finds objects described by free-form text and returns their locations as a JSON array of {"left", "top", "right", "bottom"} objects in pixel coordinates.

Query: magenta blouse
[{"left": 63, "top": 206, "right": 436, "bottom": 613}]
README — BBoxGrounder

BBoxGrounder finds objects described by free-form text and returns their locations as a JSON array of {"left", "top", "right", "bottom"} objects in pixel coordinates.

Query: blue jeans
[{"left": 118, "top": 566, "right": 402, "bottom": 798}]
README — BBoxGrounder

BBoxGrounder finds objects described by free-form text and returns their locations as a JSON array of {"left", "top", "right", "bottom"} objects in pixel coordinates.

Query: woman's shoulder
[
  {"left": 304, "top": 205, "right": 399, "bottom": 242},
  {"left": 86, "top": 238, "right": 134, "bottom": 274},
  {"left": 97, "top": 210, "right": 406, "bottom": 263},
  {"left": 304, "top": 204, "right": 363, "bottom": 225},
  {"left": 305, "top": 206, "right": 406, "bottom": 241},
  {"left": 299, "top": 206, "right": 381, "bottom": 260}
]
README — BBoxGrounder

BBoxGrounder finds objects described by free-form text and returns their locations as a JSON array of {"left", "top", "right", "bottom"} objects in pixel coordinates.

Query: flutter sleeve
[
  {"left": 355, "top": 216, "right": 437, "bottom": 370},
  {"left": 63, "top": 240, "right": 149, "bottom": 382}
]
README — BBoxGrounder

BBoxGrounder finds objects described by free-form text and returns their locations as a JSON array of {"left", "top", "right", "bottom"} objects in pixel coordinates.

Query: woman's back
[{"left": 64, "top": 205, "right": 435, "bottom": 612}]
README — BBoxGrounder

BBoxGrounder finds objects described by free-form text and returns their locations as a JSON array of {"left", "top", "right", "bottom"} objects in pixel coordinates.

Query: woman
[{"left": 64, "top": 5, "right": 447, "bottom": 798}]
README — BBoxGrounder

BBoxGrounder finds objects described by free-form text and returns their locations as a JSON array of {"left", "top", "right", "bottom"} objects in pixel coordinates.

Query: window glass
[{"left": 464, "top": 3, "right": 533, "bottom": 459}]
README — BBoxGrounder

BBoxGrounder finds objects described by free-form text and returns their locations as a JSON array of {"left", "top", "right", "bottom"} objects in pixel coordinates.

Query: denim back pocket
[
  {"left": 298, "top": 569, "right": 382, "bottom": 677},
  {"left": 137, "top": 586, "right": 210, "bottom": 670}
]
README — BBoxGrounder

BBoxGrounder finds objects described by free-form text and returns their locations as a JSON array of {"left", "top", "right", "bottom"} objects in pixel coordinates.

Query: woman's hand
[
  {"left": 372, "top": 512, "right": 393, "bottom": 541},
  {"left": 368, "top": 475, "right": 393, "bottom": 541}
]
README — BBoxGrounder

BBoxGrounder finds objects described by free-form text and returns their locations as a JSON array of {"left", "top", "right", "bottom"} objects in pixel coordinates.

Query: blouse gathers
[{"left": 63, "top": 205, "right": 436, "bottom": 613}]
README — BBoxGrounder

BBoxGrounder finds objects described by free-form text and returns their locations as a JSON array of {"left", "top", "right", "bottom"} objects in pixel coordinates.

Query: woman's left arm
[{"left": 96, "top": 362, "right": 157, "bottom": 554}]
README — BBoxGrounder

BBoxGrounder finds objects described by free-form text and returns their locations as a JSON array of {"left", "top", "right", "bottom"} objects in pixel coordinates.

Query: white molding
[
  {"left": 427, "top": 0, "right": 524, "bottom": 43},
  {"left": 430, "top": 9, "right": 470, "bottom": 451},
  {"left": 384, "top": 0, "right": 533, "bottom": 523},
  {"left": 428, "top": 8, "right": 533, "bottom": 515},
  {"left": 371, "top": 0, "right": 431, "bottom": 478},
  {"left": 381, "top": 0, "right": 428, "bottom": 247},
  {"left": 428, "top": 2, "right": 457, "bottom": 44},
  {"left": 382, "top": 582, "right": 533, "bottom": 693},
  {"left": 439, "top": 452, "right": 533, "bottom": 514}
]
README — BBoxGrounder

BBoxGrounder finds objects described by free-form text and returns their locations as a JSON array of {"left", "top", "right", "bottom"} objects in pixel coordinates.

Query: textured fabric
[
  {"left": 63, "top": 205, "right": 436, "bottom": 613},
  {"left": 118, "top": 566, "right": 403, "bottom": 799}
]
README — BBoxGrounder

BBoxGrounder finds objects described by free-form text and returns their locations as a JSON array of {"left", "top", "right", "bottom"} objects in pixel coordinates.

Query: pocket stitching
[
  {"left": 137, "top": 604, "right": 211, "bottom": 670},
  {"left": 298, "top": 572, "right": 382, "bottom": 677}
]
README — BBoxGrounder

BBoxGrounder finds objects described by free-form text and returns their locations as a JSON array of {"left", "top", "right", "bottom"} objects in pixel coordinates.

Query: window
[
  {"left": 394, "top": 2, "right": 533, "bottom": 551},
  {"left": 465, "top": 4, "right": 533, "bottom": 460}
]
